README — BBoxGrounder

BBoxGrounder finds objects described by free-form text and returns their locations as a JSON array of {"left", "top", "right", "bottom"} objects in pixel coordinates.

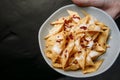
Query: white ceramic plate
[{"left": 38, "top": 4, "right": 120, "bottom": 78}]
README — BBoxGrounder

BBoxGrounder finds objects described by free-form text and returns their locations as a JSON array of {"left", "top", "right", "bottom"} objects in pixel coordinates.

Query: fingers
[
  {"left": 104, "top": 7, "right": 120, "bottom": 19},
  {"left": 72, "top": 0, "right": 105, "bottom": 8},
  {"left": 72, "top": 0, "right": 120, "bottom": 19},
  {"left": 102, "top": 1, "right": 120, "bottom": 19},
  {"left": 72, "top": 0, "right": 91, "bottom": 6}
]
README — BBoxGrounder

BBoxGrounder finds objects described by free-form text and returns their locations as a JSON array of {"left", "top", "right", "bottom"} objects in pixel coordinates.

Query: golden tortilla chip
[{"left": 82, "top": 59, "right": 104, "bottom": 74}]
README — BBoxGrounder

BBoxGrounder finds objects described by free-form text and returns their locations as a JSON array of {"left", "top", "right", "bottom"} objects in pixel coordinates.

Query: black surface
[{"left": 0, "top": 0, "right": 120, "bottom": 80}]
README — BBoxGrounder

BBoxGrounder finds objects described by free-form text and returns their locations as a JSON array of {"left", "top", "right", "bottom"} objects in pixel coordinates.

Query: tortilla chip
[{"left": 82, "top": 59, "right": 104, "bottom": 74}]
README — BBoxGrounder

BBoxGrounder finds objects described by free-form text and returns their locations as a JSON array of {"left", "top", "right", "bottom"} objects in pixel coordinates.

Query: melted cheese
[
  {"left": 85, "top": 37, "right": 92, "bottom": 41},
  {"left": 73, "top": 18, "right": 80, "bottom": 23},
  {"left": 79, "top": 24, "right": 88, "bottom": 28},
  {"left": 89, "top": 18, "right": 94, "bottom": 25},
  {"left": 94, "top": 26, "right": 101, "bottom": 31},
  {"left": 75, "top": 55, "right": 84, "bottom": 60},
  {"left": 87, "top": 41, "right": 94, "bottom": 48},
  {"left": 52, "top": 44, "right": 61, "bottom": 54},
  {"left": 89, "top": 50, "right": 99, "bottom": 58}
]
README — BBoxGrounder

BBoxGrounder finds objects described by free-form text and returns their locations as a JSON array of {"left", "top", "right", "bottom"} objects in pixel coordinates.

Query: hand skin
[{"left": 72, "top": 0, "right": 120, "bottom": 19}]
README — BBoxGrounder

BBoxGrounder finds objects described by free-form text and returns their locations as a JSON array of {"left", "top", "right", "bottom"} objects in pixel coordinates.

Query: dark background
[{"left": 0, "top": 0, "right": 120, "bottom": 80}]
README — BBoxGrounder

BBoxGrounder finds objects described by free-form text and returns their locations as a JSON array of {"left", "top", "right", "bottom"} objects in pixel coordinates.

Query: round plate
[{"left": 38, "top": 4, "right": 120, "bottom": 78}]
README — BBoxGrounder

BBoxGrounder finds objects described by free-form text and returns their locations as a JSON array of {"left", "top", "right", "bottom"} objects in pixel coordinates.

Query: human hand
[{"left": 72, "top": 0, "right": 120, "bottom": 19}]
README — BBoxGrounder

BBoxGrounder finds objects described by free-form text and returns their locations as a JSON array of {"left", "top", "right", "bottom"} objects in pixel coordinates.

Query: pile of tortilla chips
[{"left": 44, "top": 10, "right": 110, "bottom": 74}]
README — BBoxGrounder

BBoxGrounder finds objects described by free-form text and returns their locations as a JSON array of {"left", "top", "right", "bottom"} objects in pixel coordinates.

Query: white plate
[{"left": 38, "top": 4, "right": 120, "bottom": 78}]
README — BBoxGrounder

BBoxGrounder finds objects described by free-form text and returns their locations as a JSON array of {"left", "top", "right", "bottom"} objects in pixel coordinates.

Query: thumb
[{"left": 72, "top": 0, "right": 105, "bottom": 8}]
